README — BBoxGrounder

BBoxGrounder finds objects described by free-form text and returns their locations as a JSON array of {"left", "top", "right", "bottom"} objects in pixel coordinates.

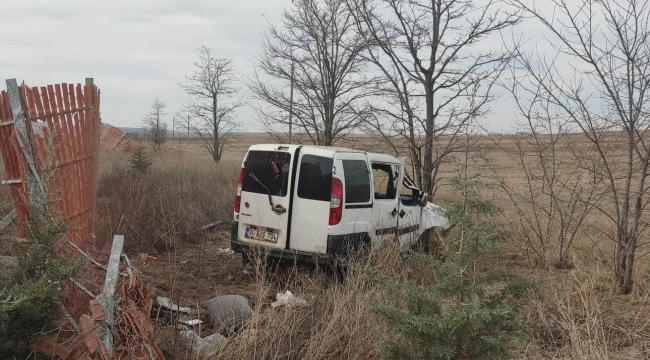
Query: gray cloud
[
  {"left": 0, "top": 0, "right": 578, "bottom": 133},
  {"left": 0, "top": 0, "right": 286, "bottom": 130}
]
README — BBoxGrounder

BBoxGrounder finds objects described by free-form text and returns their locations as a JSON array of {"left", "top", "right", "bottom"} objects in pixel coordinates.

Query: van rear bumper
[{"left": 230, "top": 221, "right": 369, "bottom": 265}]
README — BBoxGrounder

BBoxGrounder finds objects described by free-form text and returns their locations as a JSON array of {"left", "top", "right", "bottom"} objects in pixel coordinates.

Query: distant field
[{"left": 2, "top": 131, "right": 649, "bottom": 359}]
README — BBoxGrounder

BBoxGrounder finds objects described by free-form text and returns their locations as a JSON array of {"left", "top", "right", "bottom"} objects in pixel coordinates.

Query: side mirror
[{"left": 418, "top": 192, "right": 429, "bottom": 207}]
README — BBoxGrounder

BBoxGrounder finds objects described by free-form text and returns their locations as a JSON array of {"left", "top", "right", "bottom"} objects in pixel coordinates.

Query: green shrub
[
  {"left": 367, "top": 173, "right": 529, "bottom": 360},
  {"left": 0, "top": 221, "right": 79, "bottom": 358},
  {"left": 128, "top": 144, "right": 153, "bottom": 173}
]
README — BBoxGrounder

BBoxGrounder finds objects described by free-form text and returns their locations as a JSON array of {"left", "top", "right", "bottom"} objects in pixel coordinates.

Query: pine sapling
[{"left": 129, "top": 144, "right": 153, "bottom": 173}]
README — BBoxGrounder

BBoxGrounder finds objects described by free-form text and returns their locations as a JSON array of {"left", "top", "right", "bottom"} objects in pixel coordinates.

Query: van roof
[{"left": 247, "top": 144, "right": 402, "bottom": 163}]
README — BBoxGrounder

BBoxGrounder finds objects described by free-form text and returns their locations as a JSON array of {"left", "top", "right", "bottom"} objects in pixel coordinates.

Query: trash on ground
[
  {"left": 156, "top": 296, "right": 192, "bottom": 313},
  {"left": 204, "top": 295, "right": 253, "bottom": 333},
  {"left": 216, "top": 247, "right": 235, "bottom": 255},
  {"left": 180, "top": 319, "right": 203, "bottom": 326},
  {"left": 271, "top": 290, "right": 308, "bottom": 308},
  {"left": 179, "top": 330, "right": 225, "bottom": 357}
]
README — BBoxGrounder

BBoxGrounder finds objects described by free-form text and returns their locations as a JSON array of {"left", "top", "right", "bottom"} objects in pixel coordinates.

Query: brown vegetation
[{"left": 2, "top": 134, "right": 650, "bottom": 359}]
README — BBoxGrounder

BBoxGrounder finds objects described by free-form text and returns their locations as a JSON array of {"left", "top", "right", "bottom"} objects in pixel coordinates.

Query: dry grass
[
  {"left": 2, "top": 135, "right": 650, "bottom": 359},
  {"left": 95, "top": 146, "right": 239, "bottom": 253},
  {"left": 152, "top": 243, "right": 414, "bottom": 360}
]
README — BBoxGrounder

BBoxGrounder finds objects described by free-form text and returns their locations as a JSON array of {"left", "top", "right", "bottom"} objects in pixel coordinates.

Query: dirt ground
[{"left": 140, "top": 229, "right": 259, "bottom": 308}]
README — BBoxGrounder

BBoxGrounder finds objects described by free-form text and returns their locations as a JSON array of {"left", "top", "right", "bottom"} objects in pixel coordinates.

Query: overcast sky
[{"left": 1, "top": 0, "right": 555, "bottom": 133}]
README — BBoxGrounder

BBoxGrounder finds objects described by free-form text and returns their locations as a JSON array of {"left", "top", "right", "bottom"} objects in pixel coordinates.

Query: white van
[{"left": 230, "top": 144, "right": 451, "bottom": 264}]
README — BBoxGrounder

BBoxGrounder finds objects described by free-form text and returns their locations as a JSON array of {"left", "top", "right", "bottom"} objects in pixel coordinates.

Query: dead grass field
[{"left": 2, "top": 133, "right": 650, "bottom": 359}]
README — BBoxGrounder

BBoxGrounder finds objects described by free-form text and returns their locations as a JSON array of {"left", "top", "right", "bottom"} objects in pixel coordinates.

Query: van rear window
[
  {"left": 242, "top": 151, "right": 292, "bottom": 197},
  {"left": 297, "top": 155, "right": 333, "bottom": 202}
]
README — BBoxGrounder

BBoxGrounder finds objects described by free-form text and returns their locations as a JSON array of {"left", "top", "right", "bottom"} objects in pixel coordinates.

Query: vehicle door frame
[
  {"left": 368, "top": 160, "right": 401, "bottom": 246},
  {"left": 395, "top": 167, "right": 422, "bottom": 249},
  {"left": 331, "top": 152, "right": 373, "bottom": 237},
  {"left": 288, "top": 148, "right": 335, "bottom": 254}
]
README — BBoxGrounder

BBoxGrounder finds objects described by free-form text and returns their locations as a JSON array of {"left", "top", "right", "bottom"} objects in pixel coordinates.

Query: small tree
[
  {"left": 368, "top": 167, "right": 528, "bottom": 359},
  {"left": 488, "top": 75, "right": 602, "bottom": 269},
  {"left": 0, "top": 221, "right": 78, "bottom": 358},
  {"left": 142, "top": 97, "right": 167, "bottom": 150},
  {"left": 180, "top": 46, "right": 241, "bottom": 162},
  {"left": 128, "top": 144, "right": 153, "bottom": 173}
]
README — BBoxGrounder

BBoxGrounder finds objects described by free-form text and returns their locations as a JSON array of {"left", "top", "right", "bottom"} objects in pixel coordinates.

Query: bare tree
[
  {"left": 490, "top": 74, "right": 604, "bottom": 269},
  {"left": 142, "top": 97, "right": 167, "bottom": 150},
  {"left": 348, "top": 0, "right": 520, "bottom": 195},
  {"left": 248, "top": 0, "right": 372, "bottom": 146},
  {"left": 180, "top": 46, "right": 241, "bottom": 162},
  {"left": 510, "top": 0, "right": 650, "bottom": 294}
]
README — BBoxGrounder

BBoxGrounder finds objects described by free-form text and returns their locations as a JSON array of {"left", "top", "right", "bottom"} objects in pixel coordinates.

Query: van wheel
[{"left": 416, "top": 229, "right": 442, "bottom": 259}]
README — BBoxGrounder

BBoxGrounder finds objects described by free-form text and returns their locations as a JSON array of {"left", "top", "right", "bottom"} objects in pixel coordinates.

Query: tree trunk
[
  {"left": 212, "top": 95, "right": 220, "bottom": 163},
  {"left": 324, "top": 94, "right": 334, "bottom": 146},
  {"left": 423, "top": 75, "right": 435, "bottom": 194},
  {"left": 616, "top": 235, "right": 635, "bottom": 294}
]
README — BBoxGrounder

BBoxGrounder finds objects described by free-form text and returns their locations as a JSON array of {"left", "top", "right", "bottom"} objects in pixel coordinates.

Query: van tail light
[
  {"left": 235, "top": 167, "right": 246, "bottom": 213},
  {"left": 329, "top": 178, "right": 343, "bottom": 225}
]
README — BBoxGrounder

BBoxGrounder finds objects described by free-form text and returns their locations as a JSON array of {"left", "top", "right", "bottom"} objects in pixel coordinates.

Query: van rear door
[
  {"left": 289, "top": 150, "right": 334, "bottom": 254},
  {"left": 237, "top": 147, "right": 295, "bottom": 250}
]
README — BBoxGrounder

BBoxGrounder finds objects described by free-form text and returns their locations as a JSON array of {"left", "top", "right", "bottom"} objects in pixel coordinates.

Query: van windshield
[{"left": 242, "top": 151, "right": 292, "bottom": 197}]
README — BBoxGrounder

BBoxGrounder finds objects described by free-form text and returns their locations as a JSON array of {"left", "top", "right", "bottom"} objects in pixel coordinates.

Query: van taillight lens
[
  {"left": 329, "top": 178, "right": 343, "bottom": 225},
  {"left": 235, "top": 168, "right": 246, "bottom": 213}
]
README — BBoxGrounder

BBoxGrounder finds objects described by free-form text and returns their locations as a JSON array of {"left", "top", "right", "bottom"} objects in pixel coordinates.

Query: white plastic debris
[
  {"left": 157, "top": 296, "right": 192, "bottom": 314},
  {"left": 180, "top": 330, "right": 225, "bottom": 357},
  {"left": 180, "top": 319, "right": 203, "bottom": 326},
  {"left": 271, "top": 290, "right": 307, "bottom": 308},
  {"left": 216, "top": 248, "right": 235, "bottom": 255}
]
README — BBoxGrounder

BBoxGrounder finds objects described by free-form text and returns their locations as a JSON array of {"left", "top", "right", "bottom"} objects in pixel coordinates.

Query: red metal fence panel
[{"left": 0, "top": 80, "right": 162, "bottom": 359}]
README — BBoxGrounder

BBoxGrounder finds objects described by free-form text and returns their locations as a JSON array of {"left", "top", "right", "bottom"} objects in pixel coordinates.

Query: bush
[
  {"left": 129, "top": 144, "right": 153, "bottom": 173},
  {"left": 367, "top": 173, "right": 529, "bottom": 360},
  {"left": 0, "top": 221, "right": 79, "bottom": 358}
]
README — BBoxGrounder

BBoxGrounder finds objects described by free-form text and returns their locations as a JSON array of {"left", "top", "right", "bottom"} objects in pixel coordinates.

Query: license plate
[{"left": 245, "top": 227, "right": 279, "bottom": 244}]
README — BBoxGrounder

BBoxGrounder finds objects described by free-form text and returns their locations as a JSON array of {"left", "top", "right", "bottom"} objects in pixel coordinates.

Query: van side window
[
  {"left": 342, "top": 160, "right": 370, "bottom": 204},
  {"left": 372, "top": 163, "right": 397, "bottom": 200},
  {"left": 297, "top": 155, "right": 333, "bottom": 202},
  {"left": 400, "top": 182, "right": 418, "bottom": 206}
]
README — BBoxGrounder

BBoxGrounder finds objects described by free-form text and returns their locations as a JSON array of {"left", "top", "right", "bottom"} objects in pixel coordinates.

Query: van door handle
[
  {"left": 391, "top": 208, "right": 398, "bottom": 217},
  {"left": 272, "top": 204, "right": 287, "bottom": 215},
  {"left": 399, "top": 210, "right": 406, "bottom": 218}
]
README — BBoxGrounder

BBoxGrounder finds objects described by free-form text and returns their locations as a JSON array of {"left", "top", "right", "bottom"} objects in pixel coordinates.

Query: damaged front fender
[{"left": 421, "top": 202, "right": 452, "bottom": 232}]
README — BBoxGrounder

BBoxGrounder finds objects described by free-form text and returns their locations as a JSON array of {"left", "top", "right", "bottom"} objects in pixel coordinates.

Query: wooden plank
[
  {"left": 24, "top": 86, "right": 36, "bottom": 120},
  {"left": 61, "top": 84, "right": 83, "bottom": 237},
  {"left": 73, "top": 83, "right": 89, "bottom": 235},
  {"left": 32, "top": 86, "right": 45, "bottom": 119},
  {"left": 0, "top": 209, "right": 16, "bottom": 231},
  {"left": 48, "top": 85, "right": 72, "bottom": 222},
  {"left": 40, "top": 86, "right": 61, "bottom": 166},
  {"left": 84, "top": 81, "right": 96, "bottom": 237},
  {"left": 55, "top": 84, "right": 73, "bottom": 222},
  {"left": 66, "top": 84, "right": 85, "bottom": 229}
]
